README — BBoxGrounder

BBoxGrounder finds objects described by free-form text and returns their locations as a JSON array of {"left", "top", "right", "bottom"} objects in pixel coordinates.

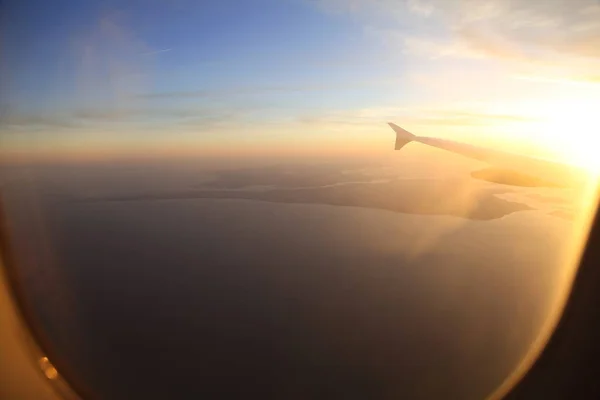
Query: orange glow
[{"left": 0, "top": 132, "right": 392, "bottom": 165}]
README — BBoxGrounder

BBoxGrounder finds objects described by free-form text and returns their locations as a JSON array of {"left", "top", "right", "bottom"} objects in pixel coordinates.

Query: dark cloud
[
  {"left": 0, "top": 114, "right": 83, "bottom": 129},
  {"left": 0, "top": 104, "right": 260, "bottom": 133},
  {"left": 71, "top": 108, "right": 142, "bottom": 121}
]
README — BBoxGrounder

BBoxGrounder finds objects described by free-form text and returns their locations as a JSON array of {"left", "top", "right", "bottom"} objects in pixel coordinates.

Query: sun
[{"left": 527, "top": 96, "right": 600, "bottom": 175}]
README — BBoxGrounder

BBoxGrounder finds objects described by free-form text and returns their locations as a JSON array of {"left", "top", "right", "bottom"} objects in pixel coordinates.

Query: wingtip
[{"left": 389, "top": 123, "right": 415, "bottom": 150}]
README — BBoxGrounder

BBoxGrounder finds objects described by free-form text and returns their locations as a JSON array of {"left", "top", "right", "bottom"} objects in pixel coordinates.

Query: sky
[{"left": 1, "top": 0, "right": 599, "bottom": 166}]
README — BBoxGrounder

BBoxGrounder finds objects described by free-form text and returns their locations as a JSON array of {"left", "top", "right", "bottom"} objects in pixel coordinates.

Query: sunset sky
[{"left": 1, "top": 0, "right": 599, "bottom": 167}]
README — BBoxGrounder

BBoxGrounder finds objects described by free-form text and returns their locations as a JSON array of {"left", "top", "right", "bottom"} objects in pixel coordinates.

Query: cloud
[
  {"left": 512, "top": 74, "right": 600, "bottom": 87},
  {"left": 133, "top": 87, "right": 293, "bottom": 100},
  {"left": 71, "top": 108, "right": 142, "bottom": 121},
  {"left": 0, "top": 108, "right": 152, "bottom": 131},
  {"left": 311, "top": 0, "right": 600, "bottom": 72},
  {"left": 141, "top": 48, "right": 172, "bottom": 56},
  {"left": 448, "top": 0, "right": 600, "bottom": 61},
  {"left": 297, "top": 106, "right": 535, "bottom": 129},
  {"left": 134, "top": 78, "right": 406, "bottom": 100},
  {"left": 0, "top": 114, "right": 83, "bottom": 130},
  {"left": 407, "top": 0, "right": 435, "bottom": 17},
  {"left": 0, "top": 103, "right": 266, "bottom": 134}
]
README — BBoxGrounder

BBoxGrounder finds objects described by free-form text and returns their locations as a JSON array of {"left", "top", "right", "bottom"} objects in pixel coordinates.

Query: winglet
[{"left": 388, "top": 123, "right": 415, "bottom": 150}]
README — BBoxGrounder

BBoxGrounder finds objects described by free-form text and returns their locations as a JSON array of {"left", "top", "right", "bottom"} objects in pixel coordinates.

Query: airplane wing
[{"left": 389, "top": 123, "right": 586, "bottom": 188}]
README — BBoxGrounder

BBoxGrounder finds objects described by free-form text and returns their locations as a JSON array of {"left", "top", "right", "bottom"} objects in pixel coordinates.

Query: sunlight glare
[{"left": 529, "top": 96, "right": 600, "bottom": 174}]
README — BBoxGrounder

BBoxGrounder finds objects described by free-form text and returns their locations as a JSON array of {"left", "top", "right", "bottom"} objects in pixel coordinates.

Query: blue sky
[
  {"left": 1, "top": 0, "right": 599, "bottom": 163},
  {"left": 2, "top": 0, "right": 403, "bottom": 115}
]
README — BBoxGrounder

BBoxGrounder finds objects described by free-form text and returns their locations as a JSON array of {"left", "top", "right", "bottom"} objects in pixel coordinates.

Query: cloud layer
[{"left": 314, "top": 0, "right": 600, "bottom": 79}]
